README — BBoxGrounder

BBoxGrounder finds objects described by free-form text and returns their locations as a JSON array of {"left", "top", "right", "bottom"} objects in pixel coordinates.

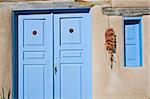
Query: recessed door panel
[
  {"left": 24, "top": 65, "right": 45, "bottom": 99},
  {"left": 60, "top": 64, "right": 82, "bottom": 99},
  {"left": 61, "top": 50, "right": 83, "bottom": 64},
  {"left": 24, "top": 51, "right": 45, "bottom": 60},
  {"left": 61, "top": 18, "right": 81, "bottom": 45},
  {"left": 24, "top": 20, "right": 45, "bottom": 45}
]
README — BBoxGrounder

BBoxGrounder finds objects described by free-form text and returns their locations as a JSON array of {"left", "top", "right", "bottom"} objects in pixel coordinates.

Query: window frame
[{"left": 123, "top": 16, "right": 143, "bottom": 67}]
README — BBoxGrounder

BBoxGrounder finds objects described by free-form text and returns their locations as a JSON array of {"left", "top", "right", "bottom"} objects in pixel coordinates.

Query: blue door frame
[{"left": 12, "top": 8, "right": 92, "bottom": 99}]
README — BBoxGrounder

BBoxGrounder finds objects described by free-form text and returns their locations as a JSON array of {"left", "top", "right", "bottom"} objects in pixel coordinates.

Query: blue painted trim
[
  {"left": 123, "top": 16, "right": 143, "bottom": 67},
  {"left": 13, "top": 8, "right": 90, "bottom": 15},
  {"left": 139, "top": 17, "right": 143, "bottom": 66},
  {"left": 12, "top": 8, "right": 91, "bottom": 99},
  {"left": 12, "top": 12, "right": 18, "bottom": 99},
  {"left": 88, "top": 12, "right": 92, "bottom": 99},
  {"left": 123, "top": 18, "right": 126, "bottom": 67},
  {"left": 123, "top": 16, "right": 142, "bottom": 20}
]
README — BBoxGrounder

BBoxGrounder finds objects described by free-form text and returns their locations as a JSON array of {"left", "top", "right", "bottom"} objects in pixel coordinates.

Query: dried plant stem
[
  {"left": 0, "top": 87, "right": 11, "bottom": 99},
  {"left": 108, "top": 16, "right": 110, "bottom": 28}
]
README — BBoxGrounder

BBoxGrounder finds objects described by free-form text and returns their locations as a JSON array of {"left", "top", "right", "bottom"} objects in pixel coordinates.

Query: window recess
[{"left": 124, "top": 17, "right": 142, "bottom": 67}]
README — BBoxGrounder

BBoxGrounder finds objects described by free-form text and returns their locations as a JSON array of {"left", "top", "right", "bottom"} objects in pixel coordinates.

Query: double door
[{"left": 18, "top": 13, "right": 92, "bottom": 99}]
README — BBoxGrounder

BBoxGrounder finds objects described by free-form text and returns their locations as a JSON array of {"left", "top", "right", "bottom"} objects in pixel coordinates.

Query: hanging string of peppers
[{"left": 105, "top": 16, "right": 117, "bottom": 70}]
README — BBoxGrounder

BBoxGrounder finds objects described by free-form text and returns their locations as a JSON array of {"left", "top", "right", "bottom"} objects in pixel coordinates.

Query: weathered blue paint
[
  {"left": 124, "top": 17, "right": 142, "bottom": 67},
  {"left": 12, "top": 8, "right": 92, "bottom": 99},
  {"left": 54, "top": 13, "right": 92, "bottom": 99}
]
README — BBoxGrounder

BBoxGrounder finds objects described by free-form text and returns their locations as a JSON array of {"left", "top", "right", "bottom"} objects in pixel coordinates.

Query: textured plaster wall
[
  {"left": 0, "top": 2, "right": 150, "bottom": 99},
  {"left": 91, "top": 5, "right": 149, "bottom": 99},
  {"left": 0, "top": 0, "right": 74, "bottom": 2},
  {"left": 111, "top": 0, "right": 150, "bottom": 7},
  {"left": 0, "top": 8, "right": 12, "bottom": 97},
  {"left": 0, "top": 0, "right": 109, "bottom": 2},
  {"left": 143, "top": 15, "right": 150, "bottom": 97},
  {"left": 0, "top": 0, "right": 150, "bottom": 7}
]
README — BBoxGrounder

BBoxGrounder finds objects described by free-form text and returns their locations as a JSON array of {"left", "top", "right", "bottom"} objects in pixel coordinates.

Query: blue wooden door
[
  {"left": 54, "top": 13, "right": 92, "bottom": 99},
  {"left": 18, "top": 14, "right": 53, "bottom": 99},
  {"left": 18, "top": 13, "right": 92, "bottom": 99}
]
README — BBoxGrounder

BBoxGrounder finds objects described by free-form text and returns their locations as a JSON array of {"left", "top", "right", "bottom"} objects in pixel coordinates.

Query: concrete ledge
[{"left": 102, "top": 7, "right": 150, "bottom": 16}]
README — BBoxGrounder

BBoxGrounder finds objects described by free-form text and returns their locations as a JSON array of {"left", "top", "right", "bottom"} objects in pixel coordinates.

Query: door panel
[
  {"left": 18, "top": 14, "right": 53, "bottom": 99},
  {"left": 61, "top": 50, "right": 83, "bottom": 64},
  {"left": 61, "top": 18, "right": 81, "bottom": 45},
  {"left": 24, "top": 65, "right": 45, "bottom": 99},
  {"left": 24, "top": 20, "right": 45, "bottom": 45},
  {"left": 60, "top": 64, "right": 82, "bottom": 99},
  {"left": 54, "top": 13, "right": 92, "bottom": 99}
]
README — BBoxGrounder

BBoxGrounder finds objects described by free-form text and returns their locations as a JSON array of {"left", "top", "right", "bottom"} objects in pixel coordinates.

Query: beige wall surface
[
  {"left": 0, "top": 2, "right": 150, "bottom": 99},
  {"left": 0, "top": 8, "right": 12, "bottom": 97},
  {"left": 112, "top": 0, "right": 150, "bottom": 7},
  {"left": 91, "top": 5, "right": 149, "bottom": 99},
  {"left": 1, "top": 0, "right": 150, "bottom": 7},
  {"left": 143, "top": 15, "right": 150, "bottom": 97},
  {"left": 0, "top": 0, "right": 74, "bottom": 2}
]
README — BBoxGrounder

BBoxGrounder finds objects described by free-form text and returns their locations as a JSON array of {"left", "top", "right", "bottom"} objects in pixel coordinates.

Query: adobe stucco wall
[
  {"left": 111, "top": 0, "right": 150, "bottom": 7},
  {"left": 0, "top": 8, "right": 12, "bottom": 97},
  {"left": 0, "top": 1, "right": 150, "bottom": 99},
  {"left": 91, "top": 5, "right": 150, "bottom": 99},
  {"left": 143, "top": 15, "right": 150, "bottom": 98},
  {"left": 18, "top": 0, "right": 74, "bottom": 1}
]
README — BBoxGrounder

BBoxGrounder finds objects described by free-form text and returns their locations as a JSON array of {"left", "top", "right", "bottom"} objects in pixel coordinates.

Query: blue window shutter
[{"left": 124, "top": 17, "right": 142, "bottom": 67}]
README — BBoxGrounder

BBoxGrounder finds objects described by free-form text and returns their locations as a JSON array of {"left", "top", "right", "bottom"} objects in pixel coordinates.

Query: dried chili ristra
[{"left": 105, "top": 27, "right": 116, "bottom": 69}]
